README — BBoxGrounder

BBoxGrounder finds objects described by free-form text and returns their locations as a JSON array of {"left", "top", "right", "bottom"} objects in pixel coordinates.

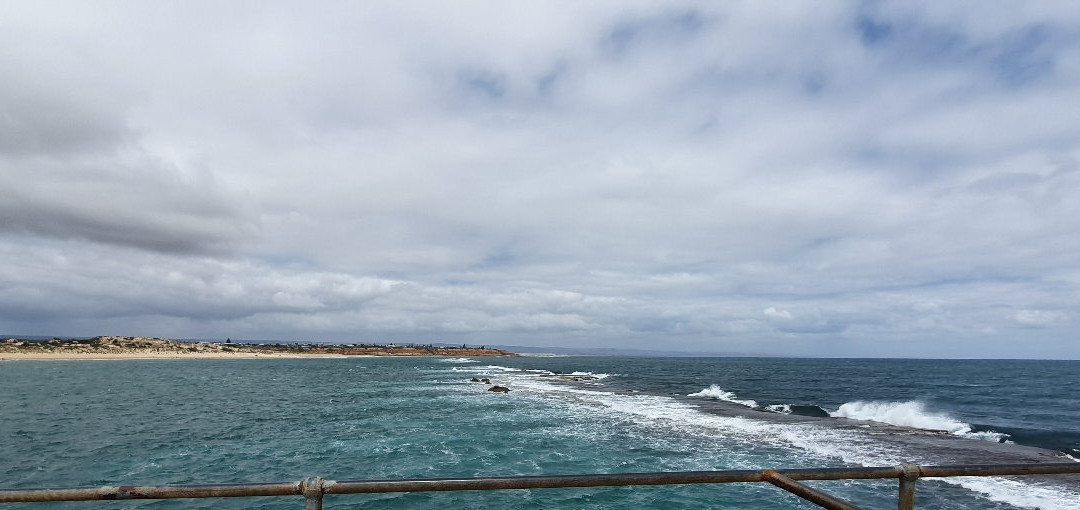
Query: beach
[
  {"left": 0, "top": 351, "right": 349, "bottom": 361},
  {"left": 0, "top": 336, "right": 516, "bottom": 361}
]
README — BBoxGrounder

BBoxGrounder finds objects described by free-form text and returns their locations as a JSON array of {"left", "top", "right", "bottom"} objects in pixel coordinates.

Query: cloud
[
  {"left": 0, "top": 91, "right": 130, "bottom": 157},
  {"left": 0, "top": 156, "right": 258, "bottom": 254},
  {"left": 1013, "top": 309, "right": 1069, "bottom": 328},
  {"left": 762, "top": 306, "right": 848, "bottom": 335},
  {"left": 1, "top": 2, "right": 1079, "bottom": 357},
  {"left": 763, "top": 307, "right": 793, "bottom": 321}
]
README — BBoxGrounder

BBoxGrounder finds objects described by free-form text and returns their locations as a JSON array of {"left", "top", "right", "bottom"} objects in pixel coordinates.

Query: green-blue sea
[{"left": 1, "top": 356, "right": 1078, "bottom": 509}]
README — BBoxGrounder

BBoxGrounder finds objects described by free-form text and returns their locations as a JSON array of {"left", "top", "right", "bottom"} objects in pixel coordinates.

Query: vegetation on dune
[{"left": 0, "top": 336, "right": 516, "bottom": 357}]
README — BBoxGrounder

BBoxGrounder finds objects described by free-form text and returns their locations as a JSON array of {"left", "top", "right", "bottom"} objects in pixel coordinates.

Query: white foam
[
  {"left": 455, "top": 365, "right": 610, "bottom": 380},
  {"left": 829, "top": 401, "right": 1010, "bottom": 442},
  {"left": 687, "top": 385, "right": 758, "bottom": 408},
  {"left": 950, "top": 476, "right": 1080, "bottom": 510},
  {"left": 764, "top": 404, "right": 792, "bottom": 414},
  {"left": 438, "top": 357, "right": 477, "bottom": 363},
  {"left": 570, "top": 371, "right": 612, "bottom": 379},
  {"left": 487, "top": 374, "right": 1077, "bottom": 509}
]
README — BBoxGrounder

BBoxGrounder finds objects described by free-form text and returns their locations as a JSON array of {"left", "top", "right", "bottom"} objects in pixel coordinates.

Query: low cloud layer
[{"left": 1, "top": 2, "right": 1078, "bottom": 357}]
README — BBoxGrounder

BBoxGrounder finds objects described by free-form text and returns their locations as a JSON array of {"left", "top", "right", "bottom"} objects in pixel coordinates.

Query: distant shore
[
  {"left": 1, "top": 336, "right": 517, "bottom": 361},
  {"left": 0, "top": 351, "right": 348, "bottom": 361}
]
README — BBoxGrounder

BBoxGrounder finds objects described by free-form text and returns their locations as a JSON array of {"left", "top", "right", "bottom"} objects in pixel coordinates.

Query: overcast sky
[{"left": 2, "top": 2, "right": 1079, "bottom": 357}]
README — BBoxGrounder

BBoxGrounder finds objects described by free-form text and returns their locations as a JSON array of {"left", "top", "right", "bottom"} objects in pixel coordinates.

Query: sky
[{"left": 1, "top": 1, "right": 1079, "bottom": 358}]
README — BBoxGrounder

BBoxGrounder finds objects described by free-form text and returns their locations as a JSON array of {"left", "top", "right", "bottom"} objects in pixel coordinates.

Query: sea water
[{"left": 0, "top": 357, "right": 1077, "bottom": 509}]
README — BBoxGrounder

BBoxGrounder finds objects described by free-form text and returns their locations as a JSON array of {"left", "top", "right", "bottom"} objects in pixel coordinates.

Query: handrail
[{"left": 2, "top": 462, "right": 1078, "bottom": 509}]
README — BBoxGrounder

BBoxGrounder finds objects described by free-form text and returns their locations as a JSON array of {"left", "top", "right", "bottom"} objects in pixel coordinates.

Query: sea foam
[
  {"left": 764, "top": 404, "right": 792, "bottom": 414},
  {"left": 451, "top": 364, "right": 1078, "bottom": 509},
  {"left": 830, "top": 400, "right": 1009, "bottom": 442},
  {"left": 687, "top": 385, "right": 758, "bottom": 408}
]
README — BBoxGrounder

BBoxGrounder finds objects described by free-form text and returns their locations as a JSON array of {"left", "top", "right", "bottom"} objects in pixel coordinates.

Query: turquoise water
[{"left": 1, "top": 357, "right": 1077, "bottom": 509}]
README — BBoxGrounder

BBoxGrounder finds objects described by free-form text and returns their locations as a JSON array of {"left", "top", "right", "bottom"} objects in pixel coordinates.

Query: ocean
[{"left": 0, "top": 356, "right": 1077, "bottom": 509}]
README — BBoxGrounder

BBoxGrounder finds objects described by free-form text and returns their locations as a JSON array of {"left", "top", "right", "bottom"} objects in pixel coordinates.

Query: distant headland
[{"left": 0, "top": 336, "right": 517, "bottom": 360}]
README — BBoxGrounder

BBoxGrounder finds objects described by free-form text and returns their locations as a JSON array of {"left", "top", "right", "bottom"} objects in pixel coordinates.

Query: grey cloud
[
  {"left": 762, "top": 307, "right": 849, "bottom": 335},
  {"left": 0, "top": 158, "right": 258, "bottom": 254},
  {"left": 0, "top": 13, "right": 138, "bottom": 158},
  {"left": 0, "top": 93, "right": 130, "bottom": 157},
  {"left": 604, "top": 9, "right": 710, "bottom": 57},
  {"left": 1013, "top": 309, "right": 1069, "bottom": 328},
  {"left": 0, "top": 27, "right": 257, "bottom": 254},
  {"left": 0, "top": 235, "right": 1073, "bottom": 357},
  {"left": 458, "top": 69, "right": 508, "bottom": 100},
  {"left": 1, "top": 2, "right": 1079, "bottom": 357},
  {"left": 0, "top": 242, "right": 400, "bottom": 322}
]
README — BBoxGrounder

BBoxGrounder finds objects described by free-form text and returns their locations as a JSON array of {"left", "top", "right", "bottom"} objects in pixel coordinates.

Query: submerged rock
[
  {"left": 481, "top": 378, "right": 491, "bottom": 384},
  {"left": 470, "top": 377, "right": 481, "bottom": 382},
  {"left": 788, "top": 405, "right": 832, "bottom": 418}
]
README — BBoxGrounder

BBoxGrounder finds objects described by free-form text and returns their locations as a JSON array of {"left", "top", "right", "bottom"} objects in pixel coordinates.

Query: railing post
[
  {"left": 302, "top": 476, "right": 324, "bottom": 510},
  {"left": 897, "top": 464, "right": 920, "bottom": 510}
]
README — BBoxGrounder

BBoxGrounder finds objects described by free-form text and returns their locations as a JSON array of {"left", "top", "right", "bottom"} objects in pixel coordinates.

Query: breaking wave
[
  {"left": 569, "top": 371, "right": 611, "bottom": 380},
  {"left": 687, "top": 385, "right": 758, "bottom": 408},
  {"left": 444, "top": 363, "right": 1078, "bottom": 508},
  {"left": 830, "top": 401, "right": 1010, "bottom": 442}
]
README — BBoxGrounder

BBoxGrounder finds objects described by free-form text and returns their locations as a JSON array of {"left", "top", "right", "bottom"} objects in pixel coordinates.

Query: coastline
[
  {"left": 1, "top": 335, "right": 517, "bottom": 361},
  {"left": 0, "top": 351, "right": 353, "bottom": 361}
]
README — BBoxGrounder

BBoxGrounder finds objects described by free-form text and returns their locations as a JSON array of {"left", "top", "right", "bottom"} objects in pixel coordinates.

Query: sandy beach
[
  {"left": 0, "top": 351, "right": 353, "bottom": 361},
  {"left": 1, "top": 336, "right": 514, "bottom": 361}
]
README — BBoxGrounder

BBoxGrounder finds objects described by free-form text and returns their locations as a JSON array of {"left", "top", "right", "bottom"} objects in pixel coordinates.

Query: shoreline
[
  {"left": 1, "top": 336, "right": 518, "bottom": 360},
  {"left": 0, "top": 352, "right": 356, "bottom": 361}
]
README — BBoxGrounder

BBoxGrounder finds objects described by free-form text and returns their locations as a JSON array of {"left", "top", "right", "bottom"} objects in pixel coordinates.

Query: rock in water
[{"left": 488, "top": 385, "right": 510, "bottom": 393}]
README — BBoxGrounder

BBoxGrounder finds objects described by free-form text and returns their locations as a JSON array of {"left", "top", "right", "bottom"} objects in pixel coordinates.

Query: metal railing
[{"left": 2, "top": 462, "right": 1078, "bottom": 509}]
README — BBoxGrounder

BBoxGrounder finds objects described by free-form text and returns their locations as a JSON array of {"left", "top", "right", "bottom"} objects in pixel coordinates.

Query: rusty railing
[{"left": 2, "top": 462, "right": 1079, "bottom": 509}]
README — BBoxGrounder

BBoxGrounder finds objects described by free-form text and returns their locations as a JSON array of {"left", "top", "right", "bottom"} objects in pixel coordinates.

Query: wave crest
[
  {"left": 687, "top": 385, "right": 758, "bottom": 408},
  {"left": 830, "top": 401, "right": 1009, "bottom": 442}
]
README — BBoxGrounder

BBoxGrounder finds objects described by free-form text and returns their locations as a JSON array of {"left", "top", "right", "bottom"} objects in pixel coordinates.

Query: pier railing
[{"left": 2, "top": 462, "right": 1078, "bottom": 509}]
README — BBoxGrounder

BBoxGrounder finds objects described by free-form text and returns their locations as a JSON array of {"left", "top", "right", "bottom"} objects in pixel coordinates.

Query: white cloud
[
  {"left": 763, "top": 307, "right": 793, "bottom": 321},
  {"left": 1, "top": 2, "right": 1079, "bottom": 357},
  {"left": 1013, "top": 309, "right": 1069, "bottom": 328}
]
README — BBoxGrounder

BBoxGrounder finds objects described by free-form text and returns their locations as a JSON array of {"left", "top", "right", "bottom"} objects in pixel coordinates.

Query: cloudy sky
[{"left": 2, "top": 2, "right": 1078, "bottom": 357}]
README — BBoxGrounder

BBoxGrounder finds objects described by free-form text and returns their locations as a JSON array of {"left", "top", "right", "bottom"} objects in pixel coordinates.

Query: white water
[
  {"left": 687, "top": 385, "right": 758, "bottom": 408},
  {"left": 455, "top": 364, "right": 1079, "bottom": 510},
  {"left": 830, "top": 400, "right": 1010, "bottom": 442},
  {"left": 570, "top": 371, "right": 612, "bottom": 379}
]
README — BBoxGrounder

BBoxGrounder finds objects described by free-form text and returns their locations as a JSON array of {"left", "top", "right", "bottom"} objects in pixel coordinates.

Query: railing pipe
[
  {"left": 0, "top": 482, "right": 300, "bottom": 502},
  {"left": 328, "top": 470, "right": 764, "bottom": 494},
  {"left": 1, "top": 462, "right": 1077, "bottom": 507},
  {"left": 918, "top": 463, "right": 1080, "bottom": 477},
  {"left": 762, "top": 470, "right": 861, "bottom": 510}
]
